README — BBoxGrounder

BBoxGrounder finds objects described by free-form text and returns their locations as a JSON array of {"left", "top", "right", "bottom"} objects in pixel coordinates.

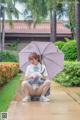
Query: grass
[
  {"left": 0, "top": 74, "right": 21, "bottom": 112},
  {"left": 77, "top": 93, "right": 80, "bottom": 97}
]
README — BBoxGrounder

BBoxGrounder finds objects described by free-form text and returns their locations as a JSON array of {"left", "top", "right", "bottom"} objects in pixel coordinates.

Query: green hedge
[
  {"left": 61, "top": 40, "right": 77, "bottom": 61},
  {"left": 54, "top": 40, "right": 77, "bottom": 61},
  {"left": 0, "top": 51, "right": 18, "bottom": 62},
  {"left": 54, "top": 61, "right": 80, "bottom": 87},
  {"left": 54, "top": 41, "right": 65, "bottom": 49}
]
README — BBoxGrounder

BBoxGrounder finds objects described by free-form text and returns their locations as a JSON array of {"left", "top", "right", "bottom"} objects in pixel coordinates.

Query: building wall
[
  {"left": 5, "top": 36, "right": 49, "bottom": 51},
  {"left": 5, "top": 35, "right": 72, "bottom": 51}
]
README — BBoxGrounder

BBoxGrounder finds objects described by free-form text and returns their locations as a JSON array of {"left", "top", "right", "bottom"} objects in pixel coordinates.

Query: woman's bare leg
[
  {"left": 22, "top": 81, "right": 34, "bottom": 96},
  {"left": 22, "top": 80, "right": 50, "bottom": 96},
  {"left": 36, "top": 80, "right": 50, "bottom": 96}
]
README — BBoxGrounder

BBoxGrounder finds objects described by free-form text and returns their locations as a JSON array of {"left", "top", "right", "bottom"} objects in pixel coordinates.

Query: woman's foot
[
  {"left": 22, "top": 96, "right": 31, "bottom": 102},
  {"left": 40, "top": 95, "right": 50, "bottom": 102}
]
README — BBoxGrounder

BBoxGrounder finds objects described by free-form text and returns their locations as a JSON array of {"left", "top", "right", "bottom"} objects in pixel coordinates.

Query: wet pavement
[{"left": 7, "top": 82, "right": 80, "bottom": 120}]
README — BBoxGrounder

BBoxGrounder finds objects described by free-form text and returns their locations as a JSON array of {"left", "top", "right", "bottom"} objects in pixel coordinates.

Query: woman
[{"left": 21, "top": 52, "right": 50, "bottom": 102}]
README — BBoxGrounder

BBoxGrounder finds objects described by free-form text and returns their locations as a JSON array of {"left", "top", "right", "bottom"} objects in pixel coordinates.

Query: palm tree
[
  {"left": 22, "top": 0, "right": 80, "bottom": 61},
  {"left": 0, "top": 4, "right": 5, "bottom": 51},
  {"left": 47, "top": 0, "right": 57, "bottom": 42},
  {"left": 0, "top": 0, "right": 19, "bottom": 22},
  {"left": 67, "top": 1, "right": 75, "bottom": 38},
  {"left": 50, "top": 9, "right": 56, "bottom": 42},
  {"left": 63, "top": 0, "right": 80, "bottom": 61},
  {"left": 0, "top": 0, "right": 19, "bottom": 51},
  {"left": 21, "top": 0, "right": 64, "bottom": 42}
]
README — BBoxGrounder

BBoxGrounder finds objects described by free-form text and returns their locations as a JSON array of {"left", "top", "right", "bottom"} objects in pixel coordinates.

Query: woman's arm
[
  {"left": 24, "top": 65, "right": 34, "bottom": 80},
  {"left": 41, "top": 65, "right": 49, "bottom": 80},
  {"left": 23, "top": 75, "right": 34, "bottom": 81},
  {"left": 41, "top": 75, "right": 49, "bottom": 80}
]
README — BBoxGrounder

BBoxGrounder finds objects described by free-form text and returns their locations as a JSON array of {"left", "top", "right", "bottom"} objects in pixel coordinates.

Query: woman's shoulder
[{"left": 27, "top": 64, "right": 33, "bottom": 69}]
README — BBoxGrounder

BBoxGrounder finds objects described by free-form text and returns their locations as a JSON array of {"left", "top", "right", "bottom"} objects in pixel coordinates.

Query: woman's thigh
[
  {"left": 21, "top": 80, "right": 50, "bottom": 96},
  {"left": 34, "top": 80, "right": 51, "bottom": 96},
  {"left": 22, "top": 80, "right": 35, "bottom": 95}
]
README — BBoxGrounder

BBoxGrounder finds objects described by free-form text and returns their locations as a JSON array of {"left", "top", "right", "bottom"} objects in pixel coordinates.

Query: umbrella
[{"left": 19, "top": 41, "right": 64, "bottom": 79}]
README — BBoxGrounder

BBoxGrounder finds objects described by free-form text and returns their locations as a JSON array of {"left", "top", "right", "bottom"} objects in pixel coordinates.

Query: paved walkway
[{"left": 7, "top": 82, "right": 80, "bottom": 120}]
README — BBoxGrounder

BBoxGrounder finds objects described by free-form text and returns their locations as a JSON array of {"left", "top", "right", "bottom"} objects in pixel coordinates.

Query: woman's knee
[
  {"left": 44, "top": 80, "right": 51, "bottom": 86},
  {"left": 21, "top": 81, "right": 28, "bottom": 87}
]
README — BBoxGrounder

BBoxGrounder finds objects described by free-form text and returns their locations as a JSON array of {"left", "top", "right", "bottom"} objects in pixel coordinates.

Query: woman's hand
[
  {"left": 35, "top": 72, "right": 42, "bottom": 78},
  {"left": 30, "top": 72, "right": 42, "bottom": 78},
  {"left": 30, "top": 73, "right": 36, "bottom": 78},
  {"left": 41, "top": 75, "right": 49, "bottom": 80},
  {"left": 23, "top": 75, "right": 34, "bottom": 80}
]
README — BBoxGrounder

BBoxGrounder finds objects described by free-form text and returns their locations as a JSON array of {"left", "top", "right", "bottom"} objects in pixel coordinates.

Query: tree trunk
[
  {"left": 75, "top": 1, "right": 80, "bottom": 61},
  {"left": 2, "top": 9, "right": 5, "bottom": 51},
  {"left": 0, "top": 5, "right": 5, "bottom": 51},
  {"left": 50, "top": 9, "right": 56, "bottom": 42},
  {"left": 0, "top": 6, "right": 2, "bottom": 51},
  {"left": 0, "top": 18, "right": 1, "bottom": 51}
]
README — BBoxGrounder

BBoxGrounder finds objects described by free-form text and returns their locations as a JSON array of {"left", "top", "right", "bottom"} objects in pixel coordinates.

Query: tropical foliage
[
  {"left": 54, "top": 61, "right": 80, "bottom": 87},
  {"left": 0, "top": 51, "right": 18, "bottom": 62}
]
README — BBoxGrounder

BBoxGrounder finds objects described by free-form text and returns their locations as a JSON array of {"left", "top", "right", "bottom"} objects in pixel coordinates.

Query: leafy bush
[
  {"left": 61, "top": 40, "right": 77, "bottom": 61},
  {"left": 0, "top": 62, "right": 19, "bottom": 86},
  {"left": 54, "top": 61, "right": 80, "bottom": 87},
  {"left": 6, "top": 40, "right": 20, "bottom": 50},
  {"left": 54, "top": 41, "right": 65, "bottom": 49},
  {"left": 0, "top": 51, "right": 18, "bottom": 62}
]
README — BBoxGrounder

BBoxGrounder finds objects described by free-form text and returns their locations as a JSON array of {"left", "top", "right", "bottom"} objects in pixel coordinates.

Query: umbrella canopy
[{"left": 19, "top": 41, "right": 64, "bottom": 79}]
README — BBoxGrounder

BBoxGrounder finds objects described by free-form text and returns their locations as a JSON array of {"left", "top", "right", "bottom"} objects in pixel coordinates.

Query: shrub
[
  {"left": 54, "top": 41, "right": 65, "bottom": 49},
  {"left": 6, "top": 39, "right": 20, "bottom": 50},
  {"left": 54, "top": 61, "right": 80, "bottom": 87},
  {"left": 0, "top": 62, "right": 19, "bottom": 86},
  {"left": 61, "top": 40, "right": 77, "bottom": 61},
  {"left": 0, "top": 51, "right": 18, "bottom": 62}
]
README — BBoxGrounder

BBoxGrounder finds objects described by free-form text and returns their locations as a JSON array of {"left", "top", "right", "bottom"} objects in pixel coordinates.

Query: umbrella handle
[{"left": 40, "top": 68, "right": 45, "bottom": 75}]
